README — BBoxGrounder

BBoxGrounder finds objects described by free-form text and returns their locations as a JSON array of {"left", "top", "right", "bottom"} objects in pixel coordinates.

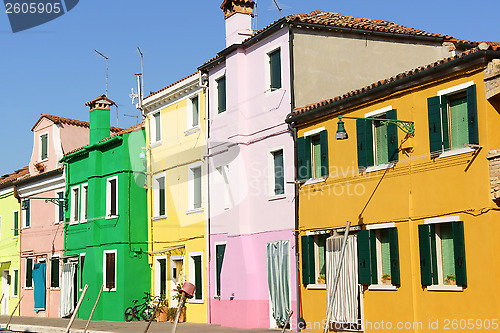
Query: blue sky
[{"left": 0, "top": 0, "right": 498, "bottom": 176}]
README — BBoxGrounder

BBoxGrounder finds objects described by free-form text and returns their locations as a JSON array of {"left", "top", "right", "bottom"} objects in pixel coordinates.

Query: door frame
[{"left": 2, "top": 269, "right": 10, "bottom": 315}]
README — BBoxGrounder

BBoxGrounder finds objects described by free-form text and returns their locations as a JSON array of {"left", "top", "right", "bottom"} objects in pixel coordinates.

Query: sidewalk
[{"left": 0, "top": 316, "right": 280, "bottom": 333}]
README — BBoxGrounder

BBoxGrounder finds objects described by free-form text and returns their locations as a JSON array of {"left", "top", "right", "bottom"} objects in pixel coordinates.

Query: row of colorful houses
[{"left": 1, "top": 1, "right": 499, "bottom": 332}]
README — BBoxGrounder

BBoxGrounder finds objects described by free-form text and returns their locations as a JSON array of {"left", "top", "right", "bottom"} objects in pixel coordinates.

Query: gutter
[
  {"left": 13, "top": 168, "right": 64, "bottom": 188},
  {"left": 60, "top": 136, "right": 123, "bottom": 163},
  {"left": 286, "top": 49, "right": 500, "bottom": 126}
]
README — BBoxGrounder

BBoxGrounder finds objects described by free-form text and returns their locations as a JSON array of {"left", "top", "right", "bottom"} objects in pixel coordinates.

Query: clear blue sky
[{"left": 1, "top": 0, "right": 498, "bottom": 176}]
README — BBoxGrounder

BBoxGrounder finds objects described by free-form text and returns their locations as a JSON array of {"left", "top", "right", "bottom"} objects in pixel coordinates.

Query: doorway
[
  {"left": 170, "top": 256, "right": 184, "bottom": 307},
  {"left": 1, "top": 269, "right": 9, "bottom": 315},
  {"left": 266, "top": 240, "right": 291, "bottom": 329}
]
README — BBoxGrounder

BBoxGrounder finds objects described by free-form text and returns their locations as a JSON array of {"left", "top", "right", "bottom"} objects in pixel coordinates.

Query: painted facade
[
  {"left": 16, "top": 114, "right": 90, "bottom": 318},
  {"left": 288, "top": 45, "right": 500, "bottom": 332},
  {"left": 61, "top": 96, "right": 149, "bottom": 321},
  {"left": 0, "top": 166, "right": 29, "bottom": 316},
  {"left": 143, "top": 73, "right": 208, "bottom": 323}
]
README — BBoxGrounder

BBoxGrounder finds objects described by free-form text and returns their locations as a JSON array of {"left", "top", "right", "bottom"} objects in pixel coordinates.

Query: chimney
[
  {"left": 221, "top": 0, "right": 255, "bottom": 47},
  {"left": 85, "top": 94, "right": 115, "bottom": 144}
]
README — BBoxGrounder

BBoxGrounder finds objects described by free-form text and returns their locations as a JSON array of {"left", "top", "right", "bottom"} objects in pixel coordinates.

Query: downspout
[
  {"left": 62, "top": 160, "right": 70, "bottom": 258},
  {"left": 203, "top": 78, "right": 212, "bottom": 324}
]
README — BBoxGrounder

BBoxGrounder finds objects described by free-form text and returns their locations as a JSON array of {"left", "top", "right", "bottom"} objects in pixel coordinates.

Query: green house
[{"left": 60, "top": 95, "right": 149, "bottom": 321}]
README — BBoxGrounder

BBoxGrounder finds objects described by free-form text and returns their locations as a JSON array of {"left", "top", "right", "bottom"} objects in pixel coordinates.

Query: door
[
  {"left": 33, "top": 262, "right": 46, "bottom": 311},
  {"left": 266, "top": 240, "right": 291, "bottom": 329},
  {"left": 59, "top": 262, "right": 76, "bottom": 317},
  {"left": 1, "top": 270, "right": 9, "bottom": 315},
  {"left": 170, "top": 256, "right": 184, "bottom": 307},
  {"left": 155, "top": 257, "right": 167, "bottom": 299}
]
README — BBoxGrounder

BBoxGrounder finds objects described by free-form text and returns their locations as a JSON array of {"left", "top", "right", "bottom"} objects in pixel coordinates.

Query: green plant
[
  {"left": 382, "top": 274, "right": 391, "bottom": 280},
  {"left": 166, "top": 307, "right": 177, "bottom": 321},
  {"left": 445, "top": 274, "right": 456, "bottom": 281},
  {"left": 317, "top": 274, "right": 326, "bottom": 283}
]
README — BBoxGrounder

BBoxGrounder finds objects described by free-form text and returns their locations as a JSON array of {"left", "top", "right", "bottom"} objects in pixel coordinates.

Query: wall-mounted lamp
[{"left": 335, "top": 116, "right": 415, "bottom": 140}]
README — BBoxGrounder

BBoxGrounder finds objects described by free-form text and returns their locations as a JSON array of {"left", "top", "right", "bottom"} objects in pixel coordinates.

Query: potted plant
[
  {"left": 167, "top": 307, "right": 177, "bottom": 322},
  {"left": 155, "top": 296, "right": 169, "bottom": 322},
  {"left": 445, "top": 274, "right": 456, "bottom": 285},
  {"left": 317, "top": 274, "right": 326, "bottom": 284},
  {"left": 171, "top": 283, "right": 187, "bottom": 323},
  {"left": 381, "top": 274, "right": 391, "bottom": 285}
]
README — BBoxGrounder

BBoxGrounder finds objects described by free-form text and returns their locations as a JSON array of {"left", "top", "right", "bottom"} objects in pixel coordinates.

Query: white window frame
[
  {"left": 265, "top": 46, "right": 283, "bottom": 94},
  {"left": 103, "top": 250, "right": 117, "bottom": 292},
  {"left": 12, "top": 210, "right": 19, "bottom": 238},
  {"left": 214, "top": 241, "right": 227, "bottom": 297},
  {"left": 154, "top": 255, "right": 168, "bottom": 298},
  {"left": 70, "top": 186, "right": 80, "bottom": 224},
  {"left": 186, "top": 93, "right": 201, "bottom": 132},
  {"left": 150, "top": 111, "right": 162, "bottom": 147},
  {"left": 302, "top": 127, "right": 327, "bottom": 184},
  {"left": 55, "top": 190, "right": 65, "bottom": 224},
  {"left": 39, "top": 132, "right": 49, "bottom": 161},
  {"left": 11, "top": 268, "right": 18, "bottom": 297},
  {"left": 81, "top": 184, "right": 88, "bottom": 223},
  {"left": 366, "top": 222, "right": 398, "bottom": 291},
  {"left": 188, "top": 252, "right": 204, "bottom": 303},
  {"left": 153, "top": 172, "right": 167, "bottom": 219},
  {"left": 79, "top": 253, "right": 86, "bottom": 291},
  {"left": 50, "top": 255, "right": 60, "bottom": 290},
  {"left": 363, "top": 106, "right": 395, "bottom": 173},
  {"left": 170, "top": 255, "right": 185, "bottom": 285},
  {"left": 216, "top": 165, "right": 230, "bottom": 210},
  {"left": 25, "top": 257, "right": 34, "bottom": 289},
  {"left": 268, "top": 146, "right": 286, "bottom": 199},
  {"left": 187, "top": 162, "right": 203, "bottom": 214},
  {"left": 106, "top": 176, "right": 119, "bottom": 219}
]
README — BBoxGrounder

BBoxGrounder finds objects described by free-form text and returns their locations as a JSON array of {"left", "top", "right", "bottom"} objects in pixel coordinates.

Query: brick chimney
[
  {"left": 221, "top": 0, "right": 255, "bottom": 47},
  {"left": 85, "top": 95, "right": 115, "bottom": 144}
]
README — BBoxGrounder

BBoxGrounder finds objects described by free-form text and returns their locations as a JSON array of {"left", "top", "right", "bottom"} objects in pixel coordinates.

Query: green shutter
[
  {"left": 418, "top": 224, "right": 433, "bottom": 285},
  {"left": 297, "top": 137, "right": 311, "bottom": 181},
  {"left": 192, "top": 96, "right": 199, "bottom": 127},
  {"left": 25, "top": 200, "right": 30, "bottom": 227},
  {"left": 301, "top": 235, "right": 315, "bottom": 285},
  {"left": 388, "top": 227, "right": 400, "bottom": 286},
  {"left": 51, "top": 258, "right": 59, "bottom": 288},
  {"left": 369, "top": 230, "right": 378, "bottom": 284},
  {"left": 216, "top": 244, "right": 226, "bottom": 296},
  {"left": 13, "top": 211, "right": 19, "bottom": 237},
  {"left": 356, "top": 119, "right": 374, "bottom": 169},
  {"left": 26, "top": 258, "right": 33, "bottom": 288},
  {"left": 429, "top": 224, "right": 438, "bottom": 285},
  {"left": 440, "top": 95, "right": 450, "bottom": 151},
  {"left": 357, "top": 230, "right": 372, "bottom": 285},
  {"left": 194, "top": 256, "right": 202, "bottom": 299},
  {"left": 41, "top": 134, "right": 48, "bottom": 160},
  {"left": 217, "top": 76, "right": 226, "bottom": 113},
  {"left": 467, "top": 85, "right": 479, "bottom": 145},
  {"left": 319, "top": 130, "right": 329, "bottom": 177},
  {"left": 13, "top": 270, "right": 18, "bottom": 296},
  {"left": 269, "top": 49, "right": 282, "bottom": 90},
  {"left": 452, "top": 221, "right": 467, "bottom": 286},
  {"left": 427, "top": 96, "right": 443, "bottom": 154},
  {"left": 386, "top": 109, "right": 399, "bottom": 162}
]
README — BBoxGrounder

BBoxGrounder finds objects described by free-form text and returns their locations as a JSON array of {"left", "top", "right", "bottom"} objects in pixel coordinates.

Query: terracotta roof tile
[
  {"left": 291, "top": 43, "right": 500, "bottom": 117},
  {"left": 0, "top": 166, "right": 29, "bottom": 186},
  {"left": 31, "top": 114, "right": 122, "bottom": 133},
  {"left": 220, "top": 0, "right": 255, "bottom": 9},
  {"left": 144, "top": 72, "right": 198, "bottom": 100}
]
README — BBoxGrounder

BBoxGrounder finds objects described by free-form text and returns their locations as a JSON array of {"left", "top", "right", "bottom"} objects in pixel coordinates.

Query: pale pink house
[{"left": 15, "top": 114, "right": 118, "bottom": 317}]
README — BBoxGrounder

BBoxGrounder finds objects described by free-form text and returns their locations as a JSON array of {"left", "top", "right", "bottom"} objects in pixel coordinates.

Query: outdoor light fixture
[
  {"left": 335, "top": 116, "right": 415, "bottom": 140},
  {"left": 21, "top": 199, "right": 29, "bottom": 210}
]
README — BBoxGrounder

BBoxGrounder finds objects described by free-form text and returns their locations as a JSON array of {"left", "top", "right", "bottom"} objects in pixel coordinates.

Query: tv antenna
[
  {"left": 124, "top": 114, "right": 140, "bottom": 124},
  {"left": 272, "top": 0, "right": 282, "bottom": 19},
  {"left": 94, "top": 50, "right": 109, "bottom": 96},
  {"left": 130, "top": 47, "right": 145, "bottom": 117}
]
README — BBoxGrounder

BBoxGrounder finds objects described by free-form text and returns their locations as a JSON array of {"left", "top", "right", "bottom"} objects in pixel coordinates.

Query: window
[
  {"left": 428, "top": 83, "right": 478, "bottom": 155},
  {"left": 157, "top": 258, "right": 167, "bottom": 298},
  {"left": 270, "top": 149, "right": 285, "bottom": 196},
  {"left": 81, "top": 185, "right": 88, "bottom": 222},
  {"left": 356, "top": 108, "right": 399, "bottom": 169},
  {"left": 301, "top": 233, "right": 329, "bottom": 285},
  {"left": 188, "top": 164, "right": 203, "bottom": 211},
  {"left": 418, "top": 221, "right": 466, "bottom": 288},
  {"left": 12, "top": 269, "right": 18, "bottom": 297},
  {"left": 215, "top": 243, "right": 226, "bottom": 296},
  {"left": 103, "top": 250, "right": 117, "bottom": 291},
  {"left": 13, "top": 210, "right": 19, "bottom": 237},
  {"left": 56, "top": 191, "right": 65, "bottom": 223},
  {"left": 70, "top": 186, "right": 80, "bottom": 223},
  {"left": 189, "top": 253, "right": 203, "bottom": 301},
  {"left": 216, "top": 165, "right": 230, "bottom": 210},
  {"left": 23, "top": 199, "right": 30, "bottom": 228},
  {"left": 150, "top": 111, "right": 162, "bottom": 144},
  {"left": 25, "top": 257, "right": 33, "bottom": 288},
  {"left": 153, "top": 173, "right": 166, "bottom": 217},
  {"left": 188, "top": 95, "right": 200, "bottom": 128},
  {"left": 216, "top": 76, "right": 226, "bottom": 114},
  {"left": 50, "top": 257, "right": 59, "bottom": 288},
  {"left": 79, "top": 253, "right": 85, "bottom": 291},
  {"left": 357, "top": 227, "right": 400, "bottom": 287},
  {"left": 268, "top": 48, "right": 282, "bottom": 90},
  {"left": 40, "top": 133, "right": 48, "bottom": 160},
  {"left": 106, "top": 177, "right": 118, "bottom": 218},
  {"left": 297, "top": 129, "right": 329, "bottom": 181}
]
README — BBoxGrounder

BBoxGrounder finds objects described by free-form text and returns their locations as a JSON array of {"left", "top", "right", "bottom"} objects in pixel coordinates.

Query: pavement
[{"left": 0, "top": 316, "right": 280, "bottom": 333}]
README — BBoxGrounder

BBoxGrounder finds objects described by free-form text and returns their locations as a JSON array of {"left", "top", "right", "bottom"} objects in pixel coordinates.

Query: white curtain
[
  {"left": 59, "top": 262, "right": 76, "bottom": 318},
  {"left": 266, "top": 240, "right": 291, "bottom": 327},
  {"left": 325, "top": 236, "right": 358, "bottom": 325}
]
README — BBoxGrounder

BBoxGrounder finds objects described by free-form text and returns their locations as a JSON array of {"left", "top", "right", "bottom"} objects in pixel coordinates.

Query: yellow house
[
  {"left": 286, "top": 44, "right": 500, "bottom": 332},
  {"left": 142, "top": 72, "right": 207, "bottom": 322}
]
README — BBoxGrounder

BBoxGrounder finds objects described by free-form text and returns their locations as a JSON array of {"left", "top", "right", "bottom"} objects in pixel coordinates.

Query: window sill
[
  {"left": 152, "top": 215, "right": 167, "bottom": 221},
  {"left": 368, "top": 284, "right": 398, "bottom": 291},
  {"left": 80, "top": 220, "right": 87, "bottom": 224},
  {"left": 103, "top": 289, "right": 116, "bottom": 292},
  {"left": 186, "top": 208, "right": 204, "bottom": 215},
  {"left": 188, "top": 299, "right": 204, "bottom": 304},
  {"left": 213, "top": 295, "right": 221, "bottom": 299},
  {"left": 365, "top": 162, "right": 395, "bottom": 173},
  {"left": 105, "top": 215, "right": 119, "bottom": 220},
  {"left": 426, "top": 285, "right": 463, "bottom": 292},
  {"left": 265, "top": 87, "right": 283, "bottom": 95},
  {"left": 69, "top": 221, "right": 79, "bottom": 225},
  {"left": 12, "top": 236, "right": 19, "bottom": 239},
  {"left": 149, "top": 141, "right": 162, "bottom": 149},
  {"left": 184, "top": 127, "right": 200, "bottom": 136},
  {"left": 306, "top": 284, "right": 326, "bottom": 290},
  {"left": 50, "top": 287, "right": 60, "bottom": 291},
  {"left": 439, "top": 147, "right": 475, "bottom": 158},
  {"left": 24, "top": 287, "right": 33, "bottom": 290},
  {"left": 268, "top": 194, "right": 286, "bottom": 201},
  {"left": 304, "top": 177, "right": 326, "bottom": 186}
]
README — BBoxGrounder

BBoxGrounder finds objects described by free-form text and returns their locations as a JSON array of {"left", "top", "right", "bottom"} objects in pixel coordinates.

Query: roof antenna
[
  {"left": 272, "top": 0, "right": 282, "bottom": 19},
  {"left": 130, "top": 47, "right": 145, "bottom": 118},
  {"left": 94, "top": 50, "right": 109, "bottom": 96},
  {"left": 253, "top": 0, "right": 258, "bottom": 31}
]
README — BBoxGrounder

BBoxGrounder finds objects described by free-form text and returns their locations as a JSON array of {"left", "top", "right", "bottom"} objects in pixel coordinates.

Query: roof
[
  {"left": 220, "top": 0, "right": 255, "bottom": 9},
  {"left": 0, "top": 166, "right": 29, "bottom": 187},
  {"left": 289, "top": 42, "right": 500, "bottom": 119},
  {"left": 200, "top": 10, "right": 477, "bottom": 70},
  {"left": 144, "top": 72, "right": 198, "bottom": 100},
  {"left": 84, "top": 95, "right": 115, "bottom": 107},
  {"left": 31, "top": 114, "right": 122, "bottom": 133}
]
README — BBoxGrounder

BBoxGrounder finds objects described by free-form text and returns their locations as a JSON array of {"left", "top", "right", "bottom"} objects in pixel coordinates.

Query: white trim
[
  {"left": 365, "top": 222, "right": 396, "bottom": 230},
  {"left": 426, "top": 285, "right": 463, "bottom": 292},
  {"left": 267, "top": 146, "right": 286, "bottom": 198},
  {"left": 188, "top": 251, "right": 204, "bottom": 303},
  {"left": 24, "top": 257, "right": 34, "bottom": 289},
  {"left": 303, "top": 177, "right": 326, "bottom": 185},
  {"left": 52, "top": 125, "right": 64, "bottom": 168},
  {"left": 365, "top": 162, "right": 394, "bottom": 173},
  {"left": 49, "top": 255, "right": 60, "bottom": 290},
  {"left": 70, "top": 186, "right": 80, "bottom": 224},
  {"left": 303, "top": 127, "right": 325, "bottom": 138},
  {"left": 368, "top": 284, "right": 398, "bottom": 291},
  {"left": 153, "top": 172, "right": 167, "bottom": 218},
  {"left": 306, "top": 229, "right": 330, "bottom": 236},
  {"left": 364, "top": 105, "right": 393, "bottom": 118},
  {"left": 11, "top": 268, "right": 18, "bottom": 297},
  {"left": 186, "top": 208, "right": 204, "bottom": 215},
  {"left": 170, "top": 255, "right": 185, "bottom": 307},
  {"left": 188, "top": 162, "right": 203, "bottom": 212},
  {"left": 80, "top": 184, "right": 88, "bottom": 223},
  {"left": 424, "top": 216, "right": 460, "bottom": 224},
  {"left": 214, "top": 241, "right": 227, "bottom": 297},
  {"left": 149, "top": 111, "right": 162, "bottom": 145},
  {"left": 439, "top": 147, "right": 475, "bottom": 158},
  {"left": 15, "top": 174, "right": 65, "bottom": 198},
  {"left": 437, "top": 81, "right": 474, "bottom": 96},
  {"left": 105, "top": 176, "right": 119, "bottom": 219},
  {"left": 186, "top": 92, "right": 201, "bottom": 131},
  {"left": 154, "top": 255, "right": 168, "bottom": 297},
  {"left": 103, "top": 250, "right": 117, "bottom": 292},
  {"left": 306, "top": 284, "right": 327, "bottom": 290}
]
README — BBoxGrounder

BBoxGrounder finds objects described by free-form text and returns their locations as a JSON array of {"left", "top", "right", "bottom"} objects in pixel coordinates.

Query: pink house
[{"left": 15, "top": 114, "right": 118, "bottom": 317}]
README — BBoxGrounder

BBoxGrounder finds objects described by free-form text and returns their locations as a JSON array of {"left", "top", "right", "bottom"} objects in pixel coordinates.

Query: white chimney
[{"left": 221, "top": 0, "right": 255, "bottom": 47}]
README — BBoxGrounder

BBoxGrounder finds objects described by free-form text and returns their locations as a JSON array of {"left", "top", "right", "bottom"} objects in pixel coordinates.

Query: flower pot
[
  {"left": 445, "top": 279, "right": 456, "bottom": 285},
  {"left": 156, "top": 308, "right": 168, "bottom": 322},
  {"left": 381, "top": 278, "right": 391, "bottom": 285}
]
